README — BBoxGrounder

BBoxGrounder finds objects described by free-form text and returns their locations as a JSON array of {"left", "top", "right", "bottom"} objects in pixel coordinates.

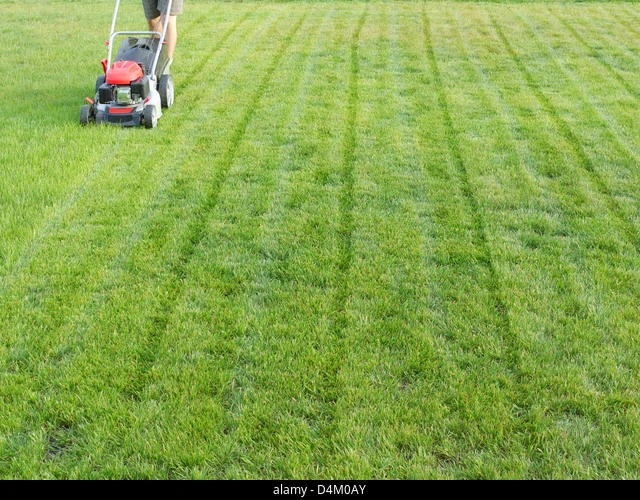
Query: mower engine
[{"left": 102, "top": 61, "right": 149, "bottom": 105}]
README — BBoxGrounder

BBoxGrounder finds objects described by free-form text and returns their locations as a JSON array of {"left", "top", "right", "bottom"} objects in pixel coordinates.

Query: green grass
[{"left": 1, "top": 0, "right": 640, "bottom": 479}]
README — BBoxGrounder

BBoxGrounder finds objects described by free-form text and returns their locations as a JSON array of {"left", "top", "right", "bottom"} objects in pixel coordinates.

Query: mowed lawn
[{"left": 1, "top": 0, "right": 640, "bottom": 479}]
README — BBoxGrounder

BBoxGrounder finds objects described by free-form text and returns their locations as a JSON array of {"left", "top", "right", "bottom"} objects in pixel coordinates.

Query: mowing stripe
[
  {"left": 338, "top": 8, "right": 366, "bottom": 307},
  {"left": 583, "top": 3, "right": 640, "bottom": 58},
  {"left": 176, "top": 3, "right": 260, "bottom": 92},
  {"left": 122, "top": 7, "right": 312, "bottom": 401},
  {"left": 221, "top": 0, "right": 338, "bottom": 426},
  {"left": 422, "top": 7, "right": 512, "bottom": 340},
  {"left": 547, "top": 6, "right": 640, "bottom": 103},
  {"left": 439, "top": 0, "right": 538, "bottom": 399},
  {"left": 604, "top": 7, "right": 640, "bottom": 40},
  {"left": 441, "top": 3, "right": 628, "bottom": 443},
  {"left": 489, "top": 13, "right": 640, "bottom": 255},
  {"left": 168, "top": 6, "right": 344, "bottom": 477},
  {"left": 312, "top": 5, "right": 368, "bottom": 459},
  {"left": 516, "top": 11, "right": 640, "bottom": 174}
]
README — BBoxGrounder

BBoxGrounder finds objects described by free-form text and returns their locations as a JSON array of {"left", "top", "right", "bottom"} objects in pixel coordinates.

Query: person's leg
[
  {"left": 163, "top": 15, "right": 177, "bottom": 61},
  {"left": 147, "top": 14, "right": 177, "bottom": 61},
  {"left": 147, "top": 15, "right": 160, "bottom": 33},
  {"left": 142, "top": 0, "right": 161, "bottom": 30}
]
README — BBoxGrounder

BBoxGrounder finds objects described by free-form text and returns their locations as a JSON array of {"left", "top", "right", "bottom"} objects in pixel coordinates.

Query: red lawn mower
[{"left": 80, "top": 0, "right": 174, "bottom": 128}]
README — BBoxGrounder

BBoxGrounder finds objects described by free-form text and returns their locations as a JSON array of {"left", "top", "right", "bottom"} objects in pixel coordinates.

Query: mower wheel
[
  {"left": 80, "top": 104, "right": 94, "bottom": 125},
  {"left": 159, "top": 74, "right": 174, "bottom": 108},
  {"left": 144, "top": 105, "right": 158, "bottom": 129},
  {"left": 95, "top": 74, "right": 106, "bottom": 93}
]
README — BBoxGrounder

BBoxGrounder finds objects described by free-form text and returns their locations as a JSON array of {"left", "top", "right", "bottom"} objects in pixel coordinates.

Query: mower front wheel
[
  {"left": 159, "top": 74, "right": 174, "bottom": 108},
  {"left": 144, "top": 105, "right": 158, "bottom": 129},
  {"left": 80, "top": 104, "right": 94, "bottom": 125}
]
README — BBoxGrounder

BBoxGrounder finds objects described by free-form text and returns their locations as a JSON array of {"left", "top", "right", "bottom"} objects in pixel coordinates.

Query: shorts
[{"left": 142, "top": 0, "right": 183, "bottom": 19}]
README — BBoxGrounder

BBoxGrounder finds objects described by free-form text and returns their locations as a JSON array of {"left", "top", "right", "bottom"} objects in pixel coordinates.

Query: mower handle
[{"left": 107, "top": 0, "right": 173, "bottom": 79}]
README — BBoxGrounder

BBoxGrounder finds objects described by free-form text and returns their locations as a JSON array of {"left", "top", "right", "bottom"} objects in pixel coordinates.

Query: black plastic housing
[
  {"left": 98, "top": 83, "right": 114, "bottom": 104},
  {"left": 131, "top": 76, "right": 150, "bottom": 100},
  {"left": 114, "top": 37, "right": 170, "bottom": 81}
]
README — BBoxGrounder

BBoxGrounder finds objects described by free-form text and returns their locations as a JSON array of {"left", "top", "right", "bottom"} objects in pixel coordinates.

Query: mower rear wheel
[
  {"left": 80, "top": 104, "right": 94, "bottom": 125},
  {"left": 95, "top": 75, "right": 106, "bottom": 94},
  {"left": 144, "top": 105, "right": 158, "bottom": 129},
  {"left": 159, "top": 74, "right": 174, "bottom": 108}
]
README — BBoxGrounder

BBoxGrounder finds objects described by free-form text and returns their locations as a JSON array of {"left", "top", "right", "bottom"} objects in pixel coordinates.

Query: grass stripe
[
  {"left": 200, "top": 5, "right": 338, "bottom": 479},
  {"left": 423, "top": 7, "right": 512, "bottom": 340},
  {"left": 176, "top": 4, "right": 260, "bottom": 92},
  {"left": 216, "top": 5, "right": 362, "bottom": 478},
  {"left": 424, "top": 4, "right": 533, "bottom": 476},
  {"left": 489, "top": 12, "right": 640, "bottom": 255},
  {"left": 547, "top": 6, "right": 640, "bottom": 102},
  {"left": 110, "top": 7, "right": 312, "bottom": 401},
  {"left": 515, "top": 10, "right": 640, "bottom": 197},
  {"left": 317, "top": 4, "right": 367, "bottom": 438},
  {"left": 453, "top": 5, "right": 640, "bottom": 477}
]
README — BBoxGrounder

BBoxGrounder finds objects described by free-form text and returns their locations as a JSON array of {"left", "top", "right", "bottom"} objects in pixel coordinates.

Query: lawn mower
[{"left": 80, "top": 0, "right": 174, "bottom": 128}]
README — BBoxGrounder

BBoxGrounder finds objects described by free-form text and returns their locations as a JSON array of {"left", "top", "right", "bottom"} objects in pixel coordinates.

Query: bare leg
[{"left": 147, "top": 14, "right": 177, "bottom": 60}]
